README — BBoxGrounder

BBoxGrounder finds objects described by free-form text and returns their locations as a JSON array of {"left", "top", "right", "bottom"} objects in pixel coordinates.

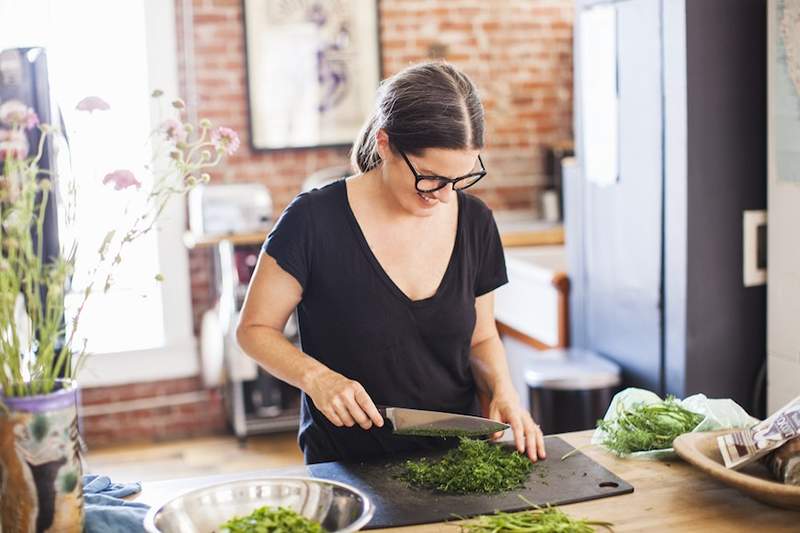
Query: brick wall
[
  {"left": 81, "top": 377, "right": 227, "bottom": 447},
  {"left": 182, "top": 0, "right": 574, "bottom": 333},
  {"left": 82, "top": 0, "right": 574, "bottom": 447},
  {"left": 178, "top": 0, "right": 573, "bottom": 211}
]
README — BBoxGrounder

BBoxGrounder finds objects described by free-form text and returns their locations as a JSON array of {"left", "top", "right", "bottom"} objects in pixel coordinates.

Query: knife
[{"left": 376, "top": 406, "right": 509, "bottom": 438}]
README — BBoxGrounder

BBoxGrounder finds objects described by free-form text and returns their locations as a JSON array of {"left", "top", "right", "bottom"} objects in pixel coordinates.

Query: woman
[{"left": 236, "top": 62, "right": 546, "bottom": 464}]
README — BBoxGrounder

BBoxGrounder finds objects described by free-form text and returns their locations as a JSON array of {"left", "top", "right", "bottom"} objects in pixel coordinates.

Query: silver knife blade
[{"left": 380, "top": 406, "right": 509, "bottom": 438}]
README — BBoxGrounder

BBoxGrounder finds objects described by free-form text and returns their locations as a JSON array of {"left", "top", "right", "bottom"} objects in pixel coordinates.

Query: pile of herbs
[
  {"left": 597, "top": 396, "right": 703, "bottom": 455},
  {"left": 400, "top": 438, "right": 533, "bottom": 494},
  {"left": 457, "top": 504, "right": 613, "bottom": 533},
  {"left": 219, "top": 505, "right": 325, "bottom": 533}
]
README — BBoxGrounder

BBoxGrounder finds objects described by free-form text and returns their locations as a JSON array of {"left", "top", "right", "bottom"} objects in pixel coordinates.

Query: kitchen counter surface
[
  {"left": 183, "top": 212, "right": 564, "bottom": 249},
  {"left": 493, "top": 210, "right": 564, "bottom": 248},
  {"left": 134, "top": 430, "right": 799, "bottom": 532}
]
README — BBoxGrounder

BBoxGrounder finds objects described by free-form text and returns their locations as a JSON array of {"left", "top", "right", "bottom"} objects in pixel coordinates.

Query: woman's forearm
[
  {"left": 236, "top": 323, "right": 384, "bottom": 429},
  {"left": 471, "top": 332, "right": 546, "bottom": 460},
  {"left": 235, "top": 324, "right": 329, "bottom": 394},
  {"left": 469, "top": 334, "right": 517, "bottom": 399}
]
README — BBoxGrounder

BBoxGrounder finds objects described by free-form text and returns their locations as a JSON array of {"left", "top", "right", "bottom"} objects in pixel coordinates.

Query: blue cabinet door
[{"left": 571, "top": 0, "right": 664, "bottom": 392}]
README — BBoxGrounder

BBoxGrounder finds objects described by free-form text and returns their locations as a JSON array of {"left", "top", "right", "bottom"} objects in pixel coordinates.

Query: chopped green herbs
[
  {"left": 457, "top": 504, "right": 613, "bottom": 533},
  {"left": 597, "top": 396, "right": 703, "bottom": 455},
  {"left": 220, "top": 505, "right": 325, "bottom": 533},
  {"left": 400, "top": 438, "right": 533, "bottom": 494},
  {"left": 395, "top": 427, "right": 492, "bottom": 438}
]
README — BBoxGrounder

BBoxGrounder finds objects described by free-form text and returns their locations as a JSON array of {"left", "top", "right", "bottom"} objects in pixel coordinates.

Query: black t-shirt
[{"left": 262, "top": 179, "right": 508, "bottom": 464}]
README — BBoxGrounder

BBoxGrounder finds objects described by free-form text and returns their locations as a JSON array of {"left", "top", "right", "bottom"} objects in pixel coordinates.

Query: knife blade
[{"left": 377, "top": 406, "right": 509, "bottom": 438}]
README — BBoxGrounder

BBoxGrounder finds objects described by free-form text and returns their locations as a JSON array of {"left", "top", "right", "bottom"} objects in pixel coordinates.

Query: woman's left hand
[{"left": 486, "top": 390, "right": 546, "bottom": 462}]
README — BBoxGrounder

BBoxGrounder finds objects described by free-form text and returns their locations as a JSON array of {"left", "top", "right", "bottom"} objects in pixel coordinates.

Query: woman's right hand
[{"left": 306, "top": 368, "right": 384, "bottom": 430}]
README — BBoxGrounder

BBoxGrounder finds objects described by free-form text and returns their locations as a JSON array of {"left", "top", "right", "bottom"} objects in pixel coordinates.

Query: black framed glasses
[{"left": 399, "top": 149, "right": 487, "bottom": 193}]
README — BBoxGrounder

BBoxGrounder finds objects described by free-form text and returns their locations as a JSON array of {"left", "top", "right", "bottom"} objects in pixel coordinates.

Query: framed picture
[{"left": 242, "top": 0, "right": 382, "bottom": 152}]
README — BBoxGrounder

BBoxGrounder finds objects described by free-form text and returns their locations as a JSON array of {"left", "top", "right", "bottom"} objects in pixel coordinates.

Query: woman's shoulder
[
  {"left": 266, "top": 179, "right": 347, "bottom": 260},
  {"left": 309, "top": 178, "right": 346, "bottom": 200},
  {"left": 280, "top": 179, "right": 346, "bottom": 219},
  {"left": 458, "top": 191, "right": 495, "bottom": 226}
]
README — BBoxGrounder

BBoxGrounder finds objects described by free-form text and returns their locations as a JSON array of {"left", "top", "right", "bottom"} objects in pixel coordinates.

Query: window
[{"left": 0, "top": 0, "right": 198, "bottom": 385}]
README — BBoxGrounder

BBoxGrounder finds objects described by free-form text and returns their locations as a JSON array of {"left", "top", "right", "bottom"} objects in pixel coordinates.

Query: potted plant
[{"left": 0, "top": 91, "right": 239, "bottom": 532}]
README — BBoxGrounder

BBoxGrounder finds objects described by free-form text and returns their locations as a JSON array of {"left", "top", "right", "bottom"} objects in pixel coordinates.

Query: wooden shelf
[
  {"left": 183, "top": 231, "right": 268, "bottom": 249},
  {"left": 185, "top": 225, "right": 565, "bottom": 250}
]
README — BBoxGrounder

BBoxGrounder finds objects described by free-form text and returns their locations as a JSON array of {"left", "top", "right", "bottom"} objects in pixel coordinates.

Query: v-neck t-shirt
[{"left": 262, "top": 179, "right": 508, "bottom": 464}]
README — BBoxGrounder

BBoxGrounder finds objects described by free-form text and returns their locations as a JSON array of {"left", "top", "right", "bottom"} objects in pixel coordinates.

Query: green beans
[{"left": 458, "top": 504, "right": 613, "bottom": 533}]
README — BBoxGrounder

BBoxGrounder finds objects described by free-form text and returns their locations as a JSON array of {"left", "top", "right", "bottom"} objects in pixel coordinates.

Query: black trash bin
[{"left": 525, "top": 348, "right": 621, "bottom": 435}]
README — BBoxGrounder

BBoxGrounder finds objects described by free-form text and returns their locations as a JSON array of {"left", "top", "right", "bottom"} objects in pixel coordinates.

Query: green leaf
[
  {"left": 98, "top": 230, "right": 116, "bottom": 258},
  {"left": 219, "top": 505, "right": 324, "bottom": 533},
  {"left": 599, "top": 397, "right": 704, "bottom": 455}
]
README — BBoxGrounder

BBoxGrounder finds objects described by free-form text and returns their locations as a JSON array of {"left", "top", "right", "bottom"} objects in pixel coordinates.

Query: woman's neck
[{"left": 354, "top": 167, "right": 421, "bottom": 221}]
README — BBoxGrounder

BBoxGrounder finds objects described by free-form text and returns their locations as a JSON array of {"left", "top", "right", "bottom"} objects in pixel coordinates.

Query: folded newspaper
[{"left": 718, "top": 395, "right": 800, "bottom": 470}]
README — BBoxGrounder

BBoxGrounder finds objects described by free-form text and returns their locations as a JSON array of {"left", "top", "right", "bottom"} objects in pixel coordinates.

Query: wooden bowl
[{"left": 674, "top": 431, "right": 800, "bottom": 510}]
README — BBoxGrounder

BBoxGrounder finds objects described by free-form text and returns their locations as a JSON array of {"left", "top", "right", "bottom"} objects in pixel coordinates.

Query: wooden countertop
[
  {"left": 134, "top": 430, "right": 798, "bottom": 532},
  {"left": 499, "top": 225, "right": 564, "bottom": 247}
]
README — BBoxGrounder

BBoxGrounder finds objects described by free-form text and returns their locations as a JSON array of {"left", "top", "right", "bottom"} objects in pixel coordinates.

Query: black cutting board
[{"left": 309, "top": 436, "right": 632, "bottom": 529}]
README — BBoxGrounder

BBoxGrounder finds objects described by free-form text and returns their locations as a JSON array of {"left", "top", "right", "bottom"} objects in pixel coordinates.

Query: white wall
[{"left": 767, "top": 0, "right": 800, "bottom": 413}]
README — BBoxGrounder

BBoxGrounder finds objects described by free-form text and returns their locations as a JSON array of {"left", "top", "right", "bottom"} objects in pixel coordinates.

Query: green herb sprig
[
  {"left": 596, "top": 396, "right": 703, "bottom": 455},
  {"left": 457, "top": 504, "right": 613, "bottom": 533},
  {"left": 0, "top": 92, "right": 238, "bottom": 398},
  {"left": 400, "top": 438, "right": 533, "bottom": 494},
  {"left": 220, "top": 505, "right": 325, "bottom": 533}
]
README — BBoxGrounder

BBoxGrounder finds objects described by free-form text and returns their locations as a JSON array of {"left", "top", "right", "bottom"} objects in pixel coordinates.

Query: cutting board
[{"left": 309, "top": 436, "right": 633, "bottom": 529}]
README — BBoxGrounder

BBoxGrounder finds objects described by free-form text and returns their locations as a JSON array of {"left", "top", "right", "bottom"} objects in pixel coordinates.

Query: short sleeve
[
  {"left": 262, "top": 192, "right": 313, "bottom": 291},
  {"left": 475, "top": 212, "right": 508, "bottom": 297}
]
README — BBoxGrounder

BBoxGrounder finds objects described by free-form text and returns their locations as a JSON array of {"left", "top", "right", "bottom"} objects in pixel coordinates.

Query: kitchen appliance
[
  {"left": 378, "top": 406, "right": 509, "bottom": 437},
  {"left": 144, "top": 477, "right": 375, "bottom": 533},
  {"left": 309, "top": 436, "right": 632, "bottom": 529},
  {"left": 542, "top": 140, "right": 574, "bottom": 222},
  {"left": 186, "top": 180, "right": 299, "bottom": 442},
  {"left": 187, "top": 182, "right": 272, "bottom": 237},
  {"left": 210, "top": 238, "right": 301, "bottom": 442}
]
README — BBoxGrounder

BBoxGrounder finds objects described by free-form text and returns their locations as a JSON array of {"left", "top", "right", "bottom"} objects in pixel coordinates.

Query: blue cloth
[{"left": 83, "top": 475, "right": 149, "bottom": 533}]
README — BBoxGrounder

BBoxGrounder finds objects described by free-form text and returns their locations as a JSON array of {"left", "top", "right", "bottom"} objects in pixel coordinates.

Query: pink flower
[
  {"left": 76, "top": 96, "right": 110, "bottom": 113},
  {"left": 0, "top": 100, "right": 38, "bottom": 129},
  {"left": 211, "top": 126, "right": 240, "bottom": 156},
  {"left": 24, "top": 111, "right": 39, "bottom": 129},
  {"left": 160, "top": 118, "right": 188, "bottom": 143},
  {"left": 102, "top": 169, "right": 141, "bottom": 190},
  {"left": 0, "top": 128, "right": 30, "bottom": 159}
]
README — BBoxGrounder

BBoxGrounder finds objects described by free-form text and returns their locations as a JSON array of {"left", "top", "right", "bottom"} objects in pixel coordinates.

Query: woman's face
[{"left": 377, "top": 133, "right": 481, "bottom": 217}]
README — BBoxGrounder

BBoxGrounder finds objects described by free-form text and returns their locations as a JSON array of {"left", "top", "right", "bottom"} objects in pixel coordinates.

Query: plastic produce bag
[{"left": 590, "top": 387, "right": 759, "bottom": 459}]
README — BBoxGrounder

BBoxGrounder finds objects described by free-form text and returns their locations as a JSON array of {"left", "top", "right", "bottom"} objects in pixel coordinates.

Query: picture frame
[{"left": 242, "top": 0, "right": 382, "bottom": 152}]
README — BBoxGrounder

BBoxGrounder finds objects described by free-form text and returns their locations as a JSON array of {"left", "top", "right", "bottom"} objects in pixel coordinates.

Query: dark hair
[{"left": 350, "top": 62, "right": 485, "bottom": 173}]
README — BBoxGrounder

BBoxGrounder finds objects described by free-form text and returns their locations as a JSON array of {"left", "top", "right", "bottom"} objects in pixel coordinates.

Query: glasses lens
[
  {"left": 417, "top": 178, "right": 447, "bottom": 192},
  {"left": 453, "top": 173, "right": 485, "bottom": 190}
]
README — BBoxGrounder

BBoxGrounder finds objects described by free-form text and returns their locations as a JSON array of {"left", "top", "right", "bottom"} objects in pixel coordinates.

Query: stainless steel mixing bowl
[{"left": 143, "top": 477, "right": 375, "bottom": 532}]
